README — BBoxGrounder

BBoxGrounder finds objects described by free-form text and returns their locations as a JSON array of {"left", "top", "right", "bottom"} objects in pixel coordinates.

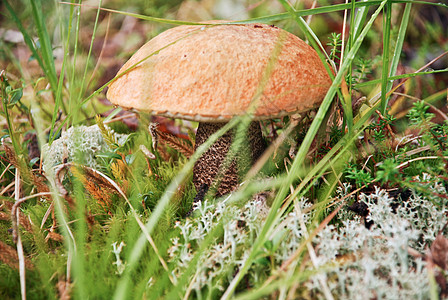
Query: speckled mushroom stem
[{"left": 193, "top": 121, "right": 266, "bottom": 198}]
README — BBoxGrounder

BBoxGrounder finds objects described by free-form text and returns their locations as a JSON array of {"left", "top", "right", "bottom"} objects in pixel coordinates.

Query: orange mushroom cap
[{"left": 107, "top": 22, "right": 332, "bottom": 122}]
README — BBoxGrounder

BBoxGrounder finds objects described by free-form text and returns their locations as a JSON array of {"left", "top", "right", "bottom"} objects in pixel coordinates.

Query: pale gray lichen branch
[{"left": 42, "top": 125, "right": 129, "bottom": 172}]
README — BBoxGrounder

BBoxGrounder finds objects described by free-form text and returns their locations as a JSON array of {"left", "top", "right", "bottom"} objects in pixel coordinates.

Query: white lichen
[
  {"left": 168, "top": 175, "right": 447, "bottom": 299},
  {"left": 42, "top": 125, "right": 129, "bottom": 172}
]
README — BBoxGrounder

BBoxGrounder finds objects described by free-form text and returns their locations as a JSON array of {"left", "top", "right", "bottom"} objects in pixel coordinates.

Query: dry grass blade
[
  {"left": 11, "top": 192, "right": 53, "bottom": 243},
  {"left": 14, "top": 169, "right": 27, "bottom": 300}
]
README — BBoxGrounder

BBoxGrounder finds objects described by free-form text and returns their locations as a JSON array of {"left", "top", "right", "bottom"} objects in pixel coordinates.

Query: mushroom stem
[{"left": 193, "top": 121, "right": 265, "bottom": 198}]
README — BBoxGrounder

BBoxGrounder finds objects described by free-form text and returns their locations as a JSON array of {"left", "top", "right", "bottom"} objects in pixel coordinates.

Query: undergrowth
[{"left": 1, "top": 0, "right": 448, "bottom": 299}]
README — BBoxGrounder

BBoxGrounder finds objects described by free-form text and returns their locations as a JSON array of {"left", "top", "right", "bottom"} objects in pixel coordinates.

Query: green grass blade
[
  {"left": 74, "top": 0, "right": 102, "bottom": 122},
  {"left": 112, "top": 120, "right": 239, "bottom": 299},
  {"left": 29, "top": 0, "right": 58, "bottom": 92},
  {"left": 4, "top": 1, "right": 45, "bottom": 77},
  {"left": 222, "top": 2, "right": 388, "bottom": 298},
  {"left": 277, "top": 0, "right": 352, "bottom": 135},
  {"left": 388, "top": 3, "right": 412, "bottom": 87},
  {"left": 49, "top": 0, "right": 77, "bottom": 143},
  {"left": 355, "top": 68, "right": 448, "bottom": 88},
  {"left": 65, "top": 0, "right": 82, "bottom": 136},
  {"left": 380, "top": 1, "right": 393, "bottom": 114},
  {"left": 59, "top": 1, "right": 447, "bottom": 27}
]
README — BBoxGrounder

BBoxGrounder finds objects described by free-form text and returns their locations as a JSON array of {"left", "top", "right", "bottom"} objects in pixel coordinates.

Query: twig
[
  {"left": 103, "top": 112, "right": 138, "bottom": 125},
  {"left": 0, "top": 162, "right": 11, "bottom": 181},
  {"left": 40, "top": 202, "right": 54, "bottom": 229},
  {"left": 395, "top": 156, "right": 448, "bottom": 169},
  {"left": 1, "top": 181, "right": 15, "bottom": 195},
  {"left": 14, "top": 169, "right": 26, "bottom": 300},
  {"left": 392, "top": 92, "right": 448, "bottom": 121},
  {"left": 11, "top": 192, "right": 54, "bottom": 243}
]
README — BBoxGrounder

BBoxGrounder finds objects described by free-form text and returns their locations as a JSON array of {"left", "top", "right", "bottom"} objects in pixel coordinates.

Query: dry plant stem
[
  {"left": 0, "top": 162, "right": 11, "bottom": 181},
  {"left": 305, "top": 1, "right": 317, "bottom": 25},
  {"left": 11, "top": 192, "right": 54, "bottom": 243},
  {"left": 279, "top": 255, "right": 300, "bottom": 300},
  {"left": 139, "top": 145, "right": 156, "bottom": 178},
  {"left": 284, "top": 205, "right": 343, "bottom": 271},
  {"left": 395, "top": 156, "right": 448, "bottom": 170},
  {"left": 139, "top": 145, "right": 156, "bottom": 160},
  {"left": 392, "top": 92, "right": 448, "bottom": 121},
  {"left": 54, "top": 164, "right": 70, "bottom": 197},
  {"left": 53, "top": 163, "right": 175, "bottom": 284},
  {"left": 41, "top": 202, "right": 54, "bottom": 229},
  {"left": 375, "top": 109, "right": 396, "bottom": 141},
  {"left": 65, "top": 249, "right": 72, "bottom": 296},
  {"left": 330, "top": 164, "right": 344, "bottom": 188},
  {"left": 14, "top": 169, "right": 26, "bottom": 300},
  {"left": 384, "top": 50, "right": 448, "bottom": 102},
  {"left": 286, "top": 282, "right": 300, "bottom": 300},
  {"left": 103, "top": 112, "right": 138, "bottom": 125},
  {"left": 182, "top": 272, "right": 199, "bottom": 300},
  {"left": 364, "top": 50, "right": 448, "bottom": 113},
  {"left": 0, "top": 181, "right": 15, "bottom": 195}
]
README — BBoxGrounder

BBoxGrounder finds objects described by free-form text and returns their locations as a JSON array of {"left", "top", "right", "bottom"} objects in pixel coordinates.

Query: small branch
[
  {"left": 11, "top": 192, "right": 54, "bottom": 243},
  {"left": 14, "top": 169, "right": 26, "bottom": 300},
  {"left": 395, "top": 156, "right": 448, "bottom": 170}
]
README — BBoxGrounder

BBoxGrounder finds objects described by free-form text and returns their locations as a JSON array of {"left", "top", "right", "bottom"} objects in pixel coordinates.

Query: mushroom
[{"left": 107, "top": 22, "right": 331, "bottom": 198}]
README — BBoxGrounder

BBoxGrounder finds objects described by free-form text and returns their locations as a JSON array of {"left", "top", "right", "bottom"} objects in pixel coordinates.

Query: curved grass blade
[{"left": 222, "top": 2, "right": 388, "bottom": 298}]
